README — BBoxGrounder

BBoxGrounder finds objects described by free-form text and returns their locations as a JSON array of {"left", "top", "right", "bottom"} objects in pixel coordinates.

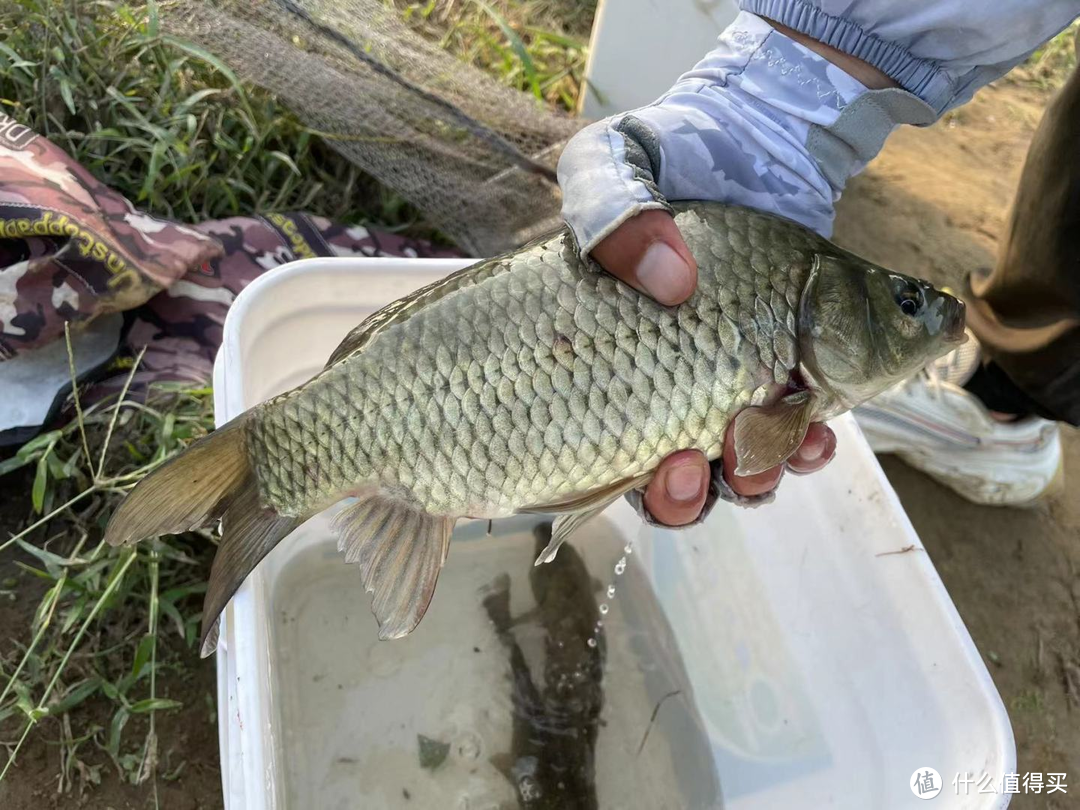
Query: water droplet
[
  {"left": 456, "top": 732, "right": 482, "bottom": 760},
  {"left": 587, "top": 637, "right": 597, "bottom": 648},
  {"left": 624, "top": 542, "right": 634, "bottom": 555},
  {"left": 614, "top": 556, "right": 626, "bottom": 576},
  {"left": 606, "top": 585, "right": 616, "bottom": 598},
  {"left": 599, "top": 603, "right": 609, "bottom": 615},
  {"left": 519, "top": 776, "right": 542, "bottom": 801}
]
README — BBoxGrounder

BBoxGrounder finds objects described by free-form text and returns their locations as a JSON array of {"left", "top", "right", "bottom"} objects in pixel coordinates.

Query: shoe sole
[
  {"left": 886, "top": 447, "right": 1063, "bottom": 508},
  {"left": 859, "top": 421, "right": 1064, "bottom": 508}
]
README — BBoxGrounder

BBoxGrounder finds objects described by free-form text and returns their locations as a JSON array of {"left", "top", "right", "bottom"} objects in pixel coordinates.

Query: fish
[
  {"left": 103, "top": 201, "right": 966, "bottom": 655},
  {"left": 482, "top": 522, "right": 604, "bottom": 809}
]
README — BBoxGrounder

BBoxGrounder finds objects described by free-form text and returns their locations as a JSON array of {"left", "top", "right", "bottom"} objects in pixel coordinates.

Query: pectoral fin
[
  {"left": 521, "top": 472, "right": 652, "bottom": 565},
  {"left": 333, "top": 492, "right": 455, "bottom": 639},
  {"left": 732, "top": 391, "right": 816, "bottom": 477}
]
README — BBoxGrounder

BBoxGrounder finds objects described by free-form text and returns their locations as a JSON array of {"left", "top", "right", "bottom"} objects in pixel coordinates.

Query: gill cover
[{"left": 799, "top": 253, "right": 966, "bottom": 409}]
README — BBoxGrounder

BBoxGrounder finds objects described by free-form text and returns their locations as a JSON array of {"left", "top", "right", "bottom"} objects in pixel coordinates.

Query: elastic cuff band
[
  {"left": 741, "top": 0, "right": 952, "bottom": 113},
  {"left": 806, "top": 87, "right": 935, "bottom": 190}
]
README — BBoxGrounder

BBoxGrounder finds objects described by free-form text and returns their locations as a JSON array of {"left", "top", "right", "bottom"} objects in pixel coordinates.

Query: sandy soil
[{"left": 833, "top": 79, "right": 1080, "bottom": 810}]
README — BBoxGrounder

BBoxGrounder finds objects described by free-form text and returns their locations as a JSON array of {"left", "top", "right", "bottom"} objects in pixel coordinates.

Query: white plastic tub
[
  {"left": 212, "top": 257, "right": 1014, "bottom": 810},
  {"left": 580, "top": 0, "right": 739, "bottom": 118}
]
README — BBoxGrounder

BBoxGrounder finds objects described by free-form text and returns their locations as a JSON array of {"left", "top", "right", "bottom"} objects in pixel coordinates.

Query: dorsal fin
[
  {"left": 325, "top": 231, "right": 571, "bottom": 368},
  {"left": 325, "top": 260, "right": 500, "bottom": 367},
  {"left": 324, "top": 257, "right": 509, "bottom": 368}
]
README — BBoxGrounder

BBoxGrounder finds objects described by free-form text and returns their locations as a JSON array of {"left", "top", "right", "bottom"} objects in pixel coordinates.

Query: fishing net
[{"left": 162, "top": 0, "right": 586, "bottom": 257}]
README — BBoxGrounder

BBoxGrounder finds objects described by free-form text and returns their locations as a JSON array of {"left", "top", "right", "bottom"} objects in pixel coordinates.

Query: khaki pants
[{"left": 965, "top": 49, "right": 1080, "bottom": 426}]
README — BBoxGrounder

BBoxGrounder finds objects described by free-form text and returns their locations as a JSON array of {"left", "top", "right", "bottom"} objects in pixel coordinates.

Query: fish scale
[
  {"left": 105, "top": 200, "right": 965, "bottom": 651},
  {"left": 246, "top": 205, "right": 817, "bottom": 518}
]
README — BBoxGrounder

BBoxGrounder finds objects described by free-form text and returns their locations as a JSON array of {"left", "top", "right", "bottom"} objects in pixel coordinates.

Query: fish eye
[{"left": 896, "top": 284, "right": 923, "bottom": 317}]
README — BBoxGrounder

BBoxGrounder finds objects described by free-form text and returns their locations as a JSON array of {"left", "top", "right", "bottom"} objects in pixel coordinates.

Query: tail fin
[
  {"left": 199, "top": 483, "right": 297, "bottom": 656},
  {"left": 104, "top": 416, "right": 299, "bottom": 657},
  {"left": 104, "top": 417, "right": 251, "bottom": 548}
]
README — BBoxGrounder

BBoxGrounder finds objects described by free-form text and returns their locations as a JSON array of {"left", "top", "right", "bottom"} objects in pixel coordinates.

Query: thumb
[{"left": 590, "top": 209, "right": 698, "bottom": 306}]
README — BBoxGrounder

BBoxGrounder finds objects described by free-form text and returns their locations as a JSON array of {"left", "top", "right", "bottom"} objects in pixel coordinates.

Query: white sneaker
[{"left": 853, "top": 331, "right": 1063, "bottom": 506}]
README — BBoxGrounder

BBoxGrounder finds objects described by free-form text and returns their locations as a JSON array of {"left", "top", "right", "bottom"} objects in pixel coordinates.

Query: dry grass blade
[
  {"left": 0, "top": 336, "right": 215, "bottom": 792},
  {"left": 0, "top": 0, "right": 412, "bottom": 227}
]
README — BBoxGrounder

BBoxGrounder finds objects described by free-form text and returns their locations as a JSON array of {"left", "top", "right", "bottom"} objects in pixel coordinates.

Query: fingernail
[
  {"left": 821, "top": 429, "right": 837, "bottom": 462},
  {"left": 796, "top": 438, "right": 825, "bottom": 464},
  {"left": 665, "top": 464, "right": 703, "bottom": 502},
  {"left": 636, "top": 241, "right": 691, "bottom": 305}
]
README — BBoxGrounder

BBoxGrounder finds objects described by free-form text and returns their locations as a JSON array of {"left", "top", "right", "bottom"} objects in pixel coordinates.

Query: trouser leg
[{"left": 964, "top": 42, "right": 1080, "bottom": 426}]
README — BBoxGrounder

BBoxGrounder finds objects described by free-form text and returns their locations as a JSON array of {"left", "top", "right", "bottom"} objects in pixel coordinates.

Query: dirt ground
[
  {"left": 833, "top": 79, "right": 1080, "bottom": 809},
  {"left": 0, "top": 468, "right": 224, "bottom": 810},
  {"left": 1, "top": 72, "right": 1078, "bottom": 810}
]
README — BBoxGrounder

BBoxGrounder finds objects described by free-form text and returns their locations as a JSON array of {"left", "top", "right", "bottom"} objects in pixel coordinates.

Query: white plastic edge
[
  {"left": 212, "top": 257, "right": 470, "bottom": 809},
  {"left": 210, "top": 256, "right": 1015, "bottom": 809}
]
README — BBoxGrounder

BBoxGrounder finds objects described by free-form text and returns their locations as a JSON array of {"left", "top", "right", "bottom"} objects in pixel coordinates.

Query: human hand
[
  {"left": 592, "top": 211, "right": 836, "bottom": 527},
  {"left": 553, "top": 12, "right": 904, "bottom": 526}
]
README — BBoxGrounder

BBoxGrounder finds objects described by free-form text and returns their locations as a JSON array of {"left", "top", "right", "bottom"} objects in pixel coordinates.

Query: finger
[
  {"left": 591, "top": 209, "right": 698, "bottom": 306},
  {"left": 786, "top": 423, "right": 837, "bottom": 475},
  {"left": 722, "top": 421, "right": 785, "bottom": 497},
  {"left": 643, "top": 449, "right": 710, "bottom": 527}
]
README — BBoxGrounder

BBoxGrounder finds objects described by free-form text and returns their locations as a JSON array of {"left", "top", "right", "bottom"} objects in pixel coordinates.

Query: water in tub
[{"left": 272, "top": 511, "right": 827, "bottom": 809}]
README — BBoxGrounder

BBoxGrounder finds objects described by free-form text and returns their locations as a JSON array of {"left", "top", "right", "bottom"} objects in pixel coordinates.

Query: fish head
[{"left": 798, "top": 253, "right": 966, "bottom": 409}]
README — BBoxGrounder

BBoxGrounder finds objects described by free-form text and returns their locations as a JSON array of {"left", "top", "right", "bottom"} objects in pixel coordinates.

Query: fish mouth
[{"left": 943, "top": 297, "right": 967, "bottom": 344}]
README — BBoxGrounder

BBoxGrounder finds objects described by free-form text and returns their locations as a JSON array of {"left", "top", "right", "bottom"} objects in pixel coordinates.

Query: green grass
[
  {"left": 0, "top": 334, "right": 217, "bottom": 797},
  {"left": 0, "top": 0, "right": 409, "bottom": 227},
  {"left": 393, "top": 0, "right": 595, "bottom": 111},
  {"left": 0, "top": 0, "right": 594, "bottom": 226},
  {"left": 0, "top": 0, "right": 592, "bottom": 799},
  {"left": 1014, "top": 20, "right": 1079, "bottom": 91}
]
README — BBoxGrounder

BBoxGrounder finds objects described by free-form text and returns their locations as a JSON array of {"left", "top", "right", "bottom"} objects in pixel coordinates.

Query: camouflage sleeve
[
  {"left": 740, "top": 0, "right": 1080, "bottom": 114},
  {"left": 558, "top": 6, "right": 1076, "bottom": 253},
  {"left": 558, "top": 12, "right": 898, "bottom": 251}
]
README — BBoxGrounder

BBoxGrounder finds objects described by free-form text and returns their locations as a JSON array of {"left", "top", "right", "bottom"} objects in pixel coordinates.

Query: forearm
[
  {"left": 559, "top": 5, "right": 1080, "bottom": 255},
  {"left": 763, "top": 18, "right": 896, "bottom": 90},
  {"left": 740, "top": 0, "right": 1080, "bottom": 114},
  {"left": 559, "top": 12, "right": 923, "bottom": 251}
]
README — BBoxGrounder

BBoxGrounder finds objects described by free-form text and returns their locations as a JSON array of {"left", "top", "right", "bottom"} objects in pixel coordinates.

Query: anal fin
[
  {"left": 522, "top": 472, "right": 652, "bottom": 566},
  {"left": 333, "top": 492, "right": 455, "bottom": 640}
]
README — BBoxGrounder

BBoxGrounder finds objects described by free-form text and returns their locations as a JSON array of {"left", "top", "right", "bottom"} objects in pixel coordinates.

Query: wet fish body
[{"left": 104, "top": 202, "right": 965, "bottom": 651}]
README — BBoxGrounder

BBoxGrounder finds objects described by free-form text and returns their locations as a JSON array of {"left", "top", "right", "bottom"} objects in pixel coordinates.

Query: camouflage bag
[
  {"left": 0, "top": 114, "right": 222, "bottom": 359},
  {"left": 0, "top": 123, "right": 459, "bottom": 446},
  {"left": 104, "top": 212, "right": 460, "bottom": 397}
]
